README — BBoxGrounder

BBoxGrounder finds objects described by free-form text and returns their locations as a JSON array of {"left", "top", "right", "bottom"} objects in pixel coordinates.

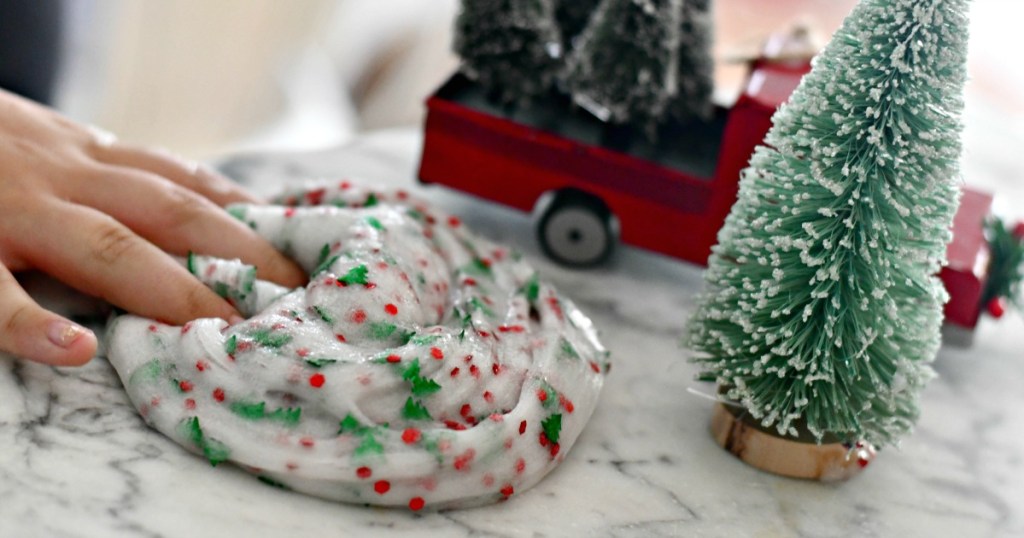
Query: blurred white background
[{"left": 48, "top": 0, "right": 1024, "bottom": 218}]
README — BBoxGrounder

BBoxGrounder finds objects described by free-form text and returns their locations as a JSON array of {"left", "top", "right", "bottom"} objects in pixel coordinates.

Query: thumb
[{"left": 0, "top": 265, "right": 96, "bottom": 366}]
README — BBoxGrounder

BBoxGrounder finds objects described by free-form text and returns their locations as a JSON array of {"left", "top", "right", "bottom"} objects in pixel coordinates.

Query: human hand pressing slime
[{"left": 0, "top": 88, "right": 306, "bottom": 366}]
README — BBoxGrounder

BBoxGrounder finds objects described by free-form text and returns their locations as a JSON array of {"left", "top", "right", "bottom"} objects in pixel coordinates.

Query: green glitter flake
[
  {"left": 186, "top": 251, "right": 197, "bottom": 275},
  {"left": 365, "top": 216, "right": 385, "bottom": 231},
  {"left": 213, "top": 281, "right": 231, "bottom": 299},
  {"left": 312, "top": 254, "right": 341, "bottom": 277},
  {"left": 226, "top": 206, "right": 247, "bottom": 222},
  {"left": 230, "top": 401, "right": 301, "bottom": 426},
  {"left": 559, "top": 338, "right": 579, "bottom": 360},
  {"left": 411, "top": 377, "right": 442, "bottom": 397},
  {"left": 313, "top": 305, "right": 334, "bottom": 324},
  {"left": 542, "top": 413, "right": 562, "bottom": 444},
  {"left": 257, "top": 476, "right": 290, "bottom": 490},
  {"left": 181, "top": 417, "right": 230, "bottom": 466},
  {"left": 364, "top": 193, "right": 379, "bottom": 207},
  {"left": 468, "top": 297, "right": 496, "bottom": 318},
  {"left": 338, "top": 414, "right": 365, "bottom": 435},
  {"left": 304, "top": 358, "right": 337, "bottom": 368},
  {"left": 409, "top": 334, "right": 441, "bottom": 346},
  {"left": 402, "top": 359, "right": 441, "bottom": 397},
  {"left": 402, "top": 397, "right": 432, "bottom": 421},
  {"left": 317, "top": 244, "right": 331, "bottom": 268},
  {"left": 355, "top": 432, "right": 384, "bottom": 457},
  {"left": 523, "top": 274, "right": 540, "bottom": 302},
  {"left": 367, "top": 322, "right": 397, "bottom": 340},
  {"left": 250, "top": 329, "right": 292, "bottom": 349},
  {"left": 128, "top": 359, "right": 164, "bottom": 387},
  {"left": 339, "top": 265, "right": 370, "bottom": 286},
  {"left": 464, "top": 258, "right": 494, "bottom": 278},
  {"left": 225, "top": 335, "right": 238, "bottom": 355}
]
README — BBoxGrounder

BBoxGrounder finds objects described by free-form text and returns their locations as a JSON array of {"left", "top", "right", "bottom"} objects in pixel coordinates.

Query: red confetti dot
[
  {"left": 184, "top": 398, "right": 196, "bottom": 410},
  {"left": 453, "top": 449, "right": 475, "bottom": 471},
  {"left": 309, "top": 373, "right": 326, "bottom": 388},
  {"left": 386, "top": 354, "right": 402, "bottom": 363},
  {"left": 340, "top": 180, "right": 351, "bottom": 190},
  {"left": 150, "top": 397, "right": 160, "bottom": 407},
  {"left": 463, "top": 277, "right": 477, "bottom": 286},
  {"left": 300, "top": 437, "right": 315, "bottom": 448},
  {"left": 536, "top": 389, "right": 548, "bottom": 402},
  {"left": 559, "top": 395, "right": 575, "bottom": 413},
  {"left": 492, "top": 363, "right": 502, "bottom": 375},
  {"left": 306, "top": 188, "right": 326, "bottom": 205},
  {"left": 356, "top": 466, "right": 372, "bottom": 479},
  {"left": 469, "top": 365, "right": 480, "bottom": 378},
  {"left": 179, "top": 380, "right": 194, "bottom": 392},
  {"left": 430, "top": 347, "right": 444, "bottom": 360},
  {"left": 589, "top": 361, "right": 601, "bottom": 374},
  {"left": 374, "top": 480, "right": 391, "bottom": 494},
  {"left": 448, "top": 216, "right": 461, "bottom": 227},
  {"left": 539, "top": 432, "right": 549, "bottom": 447},
  {"left": 402, "top": 428, "right": 421, "bottom": 444},
  {"left": 858, "top": 458, "right": 870, "bottom": 468},
  {"left": 148, "top": 324, "right": 158, "bottom": 332},
  {"left": 408, "top": 496, "right": 425, "bottom": 511},
  {"left": 396, "top": 190, "right": 409, "bottom": 200},
  {"left": 364, "top": 282, "right": 377, "bottom": 290},
  {"left": 213, "top": 388, "right": 225, "bottom": 402},
  {"left": 460, "top": 403, "right": 472, "bottom": 417},
  {"left": 384, "top": 304, "right": 398, "bottom": 316},
  {"left": 284, "top": 208, "right": 296, "bottom": 218},
  {"left": 483, "top": 391, "right": 494, "bottom": 403},
  {"left": 488, "top": 413, "right": 503, "bottom": 422},
  {"left": 515, "top": 458, "right": 526, "bottom": 474},
  {"left": 181, "top": 322, "right": 193, "bottom": 335},
  {"left": 195, "top": 360, "right": 207, "bottom": 372},
  {"left": 500, "top": 484, "right": 514, "bottom": 498},
  {"left": 296, "top": 348, "right": 310, "bottom": 358},
  {"left": 352, "top": 310, "right": 367, "bottom": 324},
  {"left": 444, "top": 420, "right": 467, "bottom": 431},
  {"left": 550, "top": 443, "right": 561, "bottom": 458},
  {"left": 519, "top": 421, "right": 527, "bottom": 435},
  {"left": 336, "top": 334, "right": 347, "bottom": 343},
  {"left": 450, "top": 367, "right": 460, "bottom": 377}
]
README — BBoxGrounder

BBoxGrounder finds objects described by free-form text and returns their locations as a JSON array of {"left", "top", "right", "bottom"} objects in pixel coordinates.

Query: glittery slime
[{"left": 105, "top": 181, "right": 610, "bottom": 510}]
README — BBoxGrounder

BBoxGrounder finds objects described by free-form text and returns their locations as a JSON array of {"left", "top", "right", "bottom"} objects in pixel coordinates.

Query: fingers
[
  {"left": 68, "top": 165, "right": 306, "bottom": 289},
  {"left": 0, "top": 264, "right": 96, "bottom": 366},
  {"left": 11, "top": 200, "right": 243, "bottom": 326},
  {"left": 87, "top": 141, "right": 262, "bottom": 206}
]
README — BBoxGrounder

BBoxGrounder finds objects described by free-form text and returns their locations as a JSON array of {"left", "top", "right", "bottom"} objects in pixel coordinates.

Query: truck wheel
[{"left": 536, "top": 191, "right": 617, "bottom": 267}]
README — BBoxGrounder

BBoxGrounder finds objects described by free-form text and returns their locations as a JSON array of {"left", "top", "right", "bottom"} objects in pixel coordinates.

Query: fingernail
[
  {"left": 228, "top": 315, "right": 245, "bottom": 326},
  {"left": 48, "top": 321, "right": 90, "bottom": 349}
]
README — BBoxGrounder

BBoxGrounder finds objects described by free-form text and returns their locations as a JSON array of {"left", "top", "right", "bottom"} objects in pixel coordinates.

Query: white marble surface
[{"left": 2, "top": 129, "right": 1023, "bottom": 538}]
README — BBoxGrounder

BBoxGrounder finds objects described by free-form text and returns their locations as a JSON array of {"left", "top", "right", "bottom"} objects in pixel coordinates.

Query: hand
[{"left": 0, "top": 89, "right": 306, "bottom": 367}]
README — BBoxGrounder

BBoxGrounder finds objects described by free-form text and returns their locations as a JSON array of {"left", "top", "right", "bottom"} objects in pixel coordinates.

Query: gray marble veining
[{"left": 2, "top": 130, "right": 1022, "bottom": 538}]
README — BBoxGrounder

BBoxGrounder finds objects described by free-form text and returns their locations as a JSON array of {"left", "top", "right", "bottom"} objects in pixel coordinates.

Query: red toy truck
[{"left": 418, "top": 57, "right": 996, "bottom": 332}]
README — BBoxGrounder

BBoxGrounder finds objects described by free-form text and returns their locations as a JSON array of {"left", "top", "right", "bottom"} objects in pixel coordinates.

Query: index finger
[
  {"left": 14, "top": 200, "right": 242, "bottom": 326},
  {"left": 87, "top": 141, "right": 262, "bottom": 207}
]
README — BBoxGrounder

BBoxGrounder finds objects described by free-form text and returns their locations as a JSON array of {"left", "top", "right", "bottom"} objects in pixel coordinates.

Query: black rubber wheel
[{"left": 536, "top": 191, "right": 617, "bottom": 267}]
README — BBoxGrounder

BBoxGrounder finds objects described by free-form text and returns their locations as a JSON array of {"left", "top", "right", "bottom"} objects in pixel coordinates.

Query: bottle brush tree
[
  {"left": 564, "top": 0, "right": 682, "bottom": 131},
  {"left": 685, "top": 0, "right": 970, "bottom": 447},
  {"left": 553, "top": 0, "right": 603, "bottom": 54},
  {"left": 668, "top": 0, "right": 713, "bottom": 121},
  {"left": 453, "top": 0, "right": 563, "bottom": 106}
]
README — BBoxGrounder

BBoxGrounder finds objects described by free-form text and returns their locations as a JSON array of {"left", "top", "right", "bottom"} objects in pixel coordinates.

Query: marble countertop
[{"left": 3, "top": 128, "right": 1023, "bottom": 538}]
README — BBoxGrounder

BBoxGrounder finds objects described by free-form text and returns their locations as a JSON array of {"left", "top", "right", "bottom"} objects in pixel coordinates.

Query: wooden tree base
[{"left": 710, "top": 403, "right": 876, "bottom": 481}]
